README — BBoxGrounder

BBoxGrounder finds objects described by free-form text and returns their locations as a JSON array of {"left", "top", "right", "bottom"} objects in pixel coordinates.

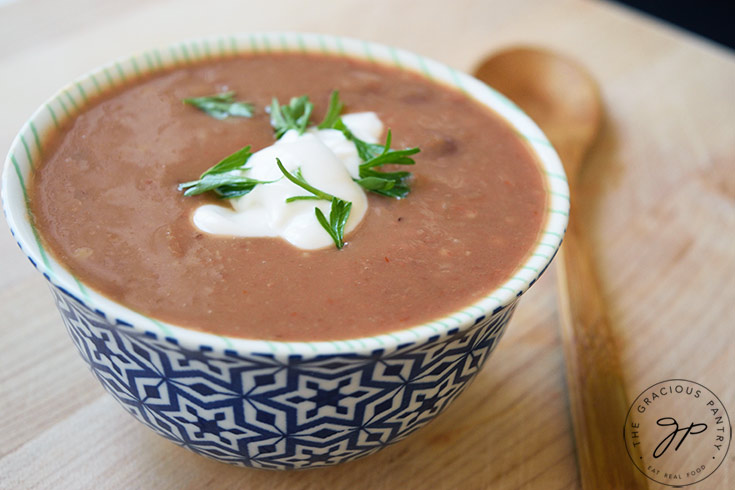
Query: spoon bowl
[{"left": 474, "top": 46, "right": 601, "bottom": 178}]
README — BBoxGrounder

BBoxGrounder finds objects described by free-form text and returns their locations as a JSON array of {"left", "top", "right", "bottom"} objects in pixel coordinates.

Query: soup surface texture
[{"left": 30, "top": 53, "right": 546, "bottom": 341}]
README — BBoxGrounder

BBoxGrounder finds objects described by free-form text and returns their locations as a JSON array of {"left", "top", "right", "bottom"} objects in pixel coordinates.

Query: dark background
[{"left": 609, "top": 0, "right": 734, "bottom": 50}]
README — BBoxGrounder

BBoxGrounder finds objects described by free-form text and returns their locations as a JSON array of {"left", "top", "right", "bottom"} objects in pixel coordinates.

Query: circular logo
[{"left": 624, "top": 379, "right": 731, "bottom": 487}]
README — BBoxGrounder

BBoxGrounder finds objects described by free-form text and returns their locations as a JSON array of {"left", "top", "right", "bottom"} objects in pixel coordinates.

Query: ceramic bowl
[{"left": 1, "top": 33, "right": 568, "bottom": 469}]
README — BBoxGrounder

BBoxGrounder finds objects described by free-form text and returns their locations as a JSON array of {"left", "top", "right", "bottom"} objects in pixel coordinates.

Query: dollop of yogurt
[{"left": 192, "top": 113, "right": 383, "bottom": 249}]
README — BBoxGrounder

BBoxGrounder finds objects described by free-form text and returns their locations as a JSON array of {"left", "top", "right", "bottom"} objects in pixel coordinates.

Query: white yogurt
[{"left": 192, "top": 113, "right": 383, "bottom": 249}]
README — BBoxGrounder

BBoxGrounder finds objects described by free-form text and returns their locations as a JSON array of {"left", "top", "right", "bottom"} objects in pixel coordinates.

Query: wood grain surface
[{"left": 1, "top": 1, "right": 733, "bottom": 489}]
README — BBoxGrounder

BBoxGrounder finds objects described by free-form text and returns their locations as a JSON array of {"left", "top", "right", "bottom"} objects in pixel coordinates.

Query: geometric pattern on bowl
[{"left": 53, "top": 285, "right": 516, "bottom": 469}]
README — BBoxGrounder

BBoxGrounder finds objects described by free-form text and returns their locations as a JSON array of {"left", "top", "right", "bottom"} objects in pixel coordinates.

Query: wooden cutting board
[{"left": 0, "top": 0, "right": 732, "bottom": 488}]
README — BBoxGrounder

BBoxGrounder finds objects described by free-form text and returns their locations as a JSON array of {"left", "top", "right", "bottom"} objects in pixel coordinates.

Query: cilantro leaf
[
  {"left": 276, "top": 158, "right": 351, "bottom": 249},
  {"left": 270, "top": 96, "right": 314, "bottom": 139},
  {"left": 178, "top": 145, "right": 274, "bottom": 198},
  {"left": 179, "top": 173, "right": 272, "bottom": 198},
  {"left": 353, "top": 130, "right": 418, "bottom": 198},
  {"left": 276, "top": 159, "right": 335, "bottom": 201},
  {"left": 183, "top": 91, "right": 254, "bottom": 119},
  {"left": 201, "top": 146, "right": 253, "bottom": 177},
  {"left": 317, "top": 90, "right": 345, "bottom": 129},
  {"left": 315, "top": 198, "right": 352, "bottom": 250}
]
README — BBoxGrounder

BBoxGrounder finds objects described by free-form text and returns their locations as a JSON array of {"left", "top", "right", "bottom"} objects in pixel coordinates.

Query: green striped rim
[
  {"left": 144, "top": 52, "right": 155, "bottom": 71},
  {"left": 64, "top": 91, "right": 79, "bottom": 111},
  {"left": 362, "top": 40, "right": 375, "bottom": 63},
  {"left": 153, "top": 49, "right": 164, "bottom": 68},
  {"left": 75, "top": 82, "right": 88, "bottom": 103},
  {"left": 45, "top": 104, "right": 59, "bottom": 128},
  {"left": 218, "top": 335, "right": 234, "bottom": 350},
  {"left": 73, "top": 276, "right": 91, "bottom": 301},
  {"left": 448, "top": 67, "right": 467, "bottom": 94},
  {"left": 416, "top": 55, "right": 433, "bottom": 79},
  {"left": 549, "top": 191, "right": 570, "bottom": 201},
  {"left": 20, "top": 134, "right": 33, "bottom": 171},
  {"left": 29, "top": 122, "right": 42, "bottom": 156},
  {"left": 515, "top": 129, "right": 552, "bottom": 147},
  {"left": 115, "top": 62, "right": 127, "bottom": 83},
  {"left": 10, "top": 154, "right": 51, "bottom": 270},
  {"left": 150, "top": 318, "right": 174, "bottom": 337},
  {"left": 131, "top": 57, "right": 142, "bottom": 77},
  {"left": 56, "top": 97, "right": 70, "bottom": 118},
  {"left": 388, "top": 46, "right": 403, "bottom": 68},
  {"left": 90, "top": 73, "right": 102, "bottom": 94},
  {"left": 4, "top": 33, "right": 568, "bottom": 359},
  {"left": 546, "top": 171, "right": 568, "bottom": 182},
  {"left": 103, "top": 67, "right": 114, "bottom": 86}
]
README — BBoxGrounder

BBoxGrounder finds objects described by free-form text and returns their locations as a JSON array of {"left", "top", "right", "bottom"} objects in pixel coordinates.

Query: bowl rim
[{"left": 1, "top": 32, "right": 569, "bottom": 358}]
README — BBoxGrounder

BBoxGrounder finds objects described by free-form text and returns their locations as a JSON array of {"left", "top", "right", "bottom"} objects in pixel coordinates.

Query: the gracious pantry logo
[{"left": 623, "top": 379, "right": 731, "bottom": 487}]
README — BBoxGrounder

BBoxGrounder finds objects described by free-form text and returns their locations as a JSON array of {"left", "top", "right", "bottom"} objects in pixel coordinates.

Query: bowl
[{"left": 1, "top": 32, "right": 568, "bottom": 469}]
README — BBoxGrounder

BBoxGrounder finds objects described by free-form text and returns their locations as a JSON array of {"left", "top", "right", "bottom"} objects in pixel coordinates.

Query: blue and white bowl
[{"left": 1, "top": 33, "right": 569, "bottom": 469}]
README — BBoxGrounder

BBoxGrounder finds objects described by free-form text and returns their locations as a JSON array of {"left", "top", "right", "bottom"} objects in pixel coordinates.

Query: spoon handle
[{"left": 557, "top": 215, "right": 649, "bottom": 489}]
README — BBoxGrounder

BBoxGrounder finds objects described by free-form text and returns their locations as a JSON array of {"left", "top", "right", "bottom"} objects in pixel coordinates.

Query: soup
[{"left": 29, "top": 53, "right": 546, "bottom": 341}]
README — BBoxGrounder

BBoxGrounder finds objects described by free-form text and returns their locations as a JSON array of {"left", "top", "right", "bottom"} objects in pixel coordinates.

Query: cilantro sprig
[
  {"left": 355, "top": 130, "right": 418, "bottom": 198},
  {"left": 178, "top": 146, "right": 274, "bottom": 198},
  {"left": 270, "top": 96, "right": 314, "bottom": 139},
  {"left": 179, "top": 90, "right": 420, "bottom": 249},
  {"left": 319, "top": 92, "right": 419, "bottom": 198},
  {"left": 276, "top": 158, "right": 352, "bottom": 249},
  {"left": 316, "top": 91, "right": 345, "bottom": 130},
  {"left": 183, "top": 91, "right": 254, "bottom": 119}
]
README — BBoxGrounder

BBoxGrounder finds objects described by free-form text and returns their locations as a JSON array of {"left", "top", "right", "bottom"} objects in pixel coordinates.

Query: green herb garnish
[
  {"left": 179, "top": 91, "right": 420, "bottom": 249},
  {"left": 317, "top": 91, "right": 419, "bottom": 198},
  {"left": 315, "top": 198, "right": 352, "bottom": 250},
  {"left": 270, "top": 96, "right": 314, "bottom": 139},
  {"left": 183, "top": 91, "right": 254, "bottom": 119},
  {"left": 354, "top": 130, "right": 418, "bottom": 198},
  {"left": 317, "top": 91, "right": 345, "bottom": 129},
  {"left": 276, "top": 158, "right": 352, "bottom": 249},
  {"left": 178, "top": 146, "right": 274, "bottom": 198}
]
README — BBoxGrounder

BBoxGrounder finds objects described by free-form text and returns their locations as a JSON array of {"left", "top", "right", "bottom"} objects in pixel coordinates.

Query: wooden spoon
[{"left": 474, "top": 48, "right": 649, "bottom": 489}]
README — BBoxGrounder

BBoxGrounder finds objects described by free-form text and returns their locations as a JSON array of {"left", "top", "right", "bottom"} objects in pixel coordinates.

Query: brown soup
[{"left": 30, "top": 53, "right": 546, "bottom": 341}]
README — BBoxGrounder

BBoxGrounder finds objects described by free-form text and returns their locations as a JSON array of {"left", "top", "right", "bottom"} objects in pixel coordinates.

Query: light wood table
[{"left": 1, "top": 1, "right": 732, "bottom": 488}]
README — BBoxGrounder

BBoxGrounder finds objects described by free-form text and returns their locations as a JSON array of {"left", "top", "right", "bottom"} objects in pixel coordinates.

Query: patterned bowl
[{"left": 1, "top": 33, "right": 569, "bottom": 469}]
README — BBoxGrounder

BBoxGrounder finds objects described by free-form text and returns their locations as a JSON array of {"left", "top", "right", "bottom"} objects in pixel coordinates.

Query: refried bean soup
[{"left": 29, "top": 52, "right": 547, "bottom": 341}]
